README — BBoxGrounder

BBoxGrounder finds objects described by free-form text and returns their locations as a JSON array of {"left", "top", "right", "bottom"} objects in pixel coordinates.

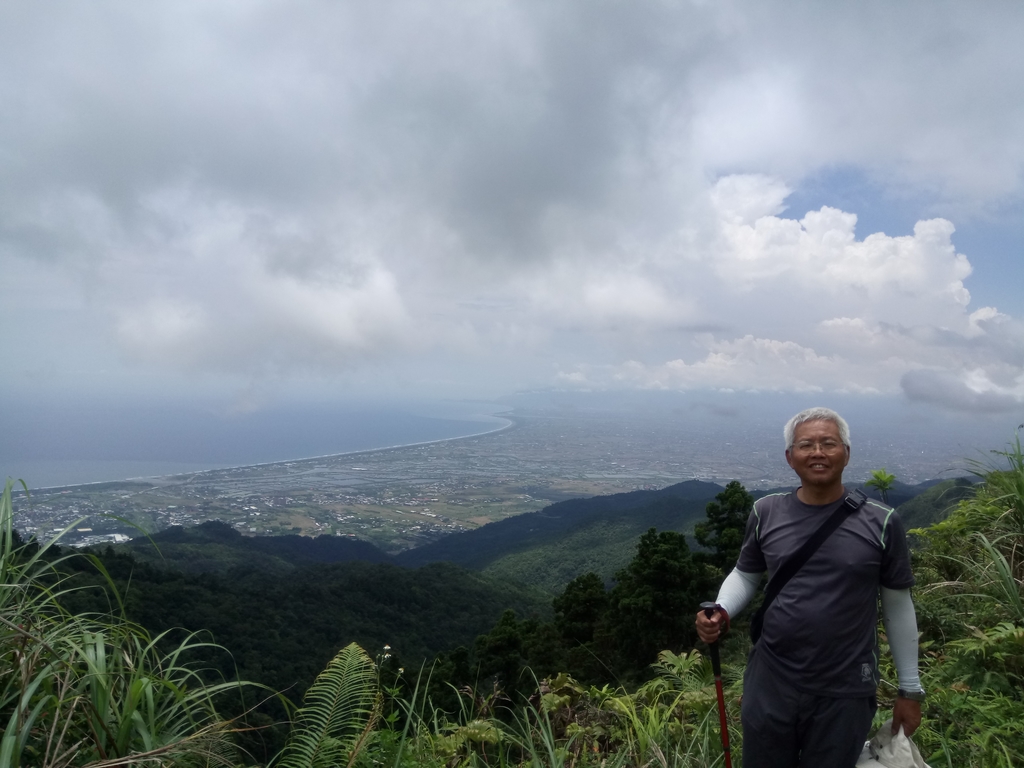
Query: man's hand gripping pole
[{"left": 701, "top": 602, "right": 733, "bottom": 768}]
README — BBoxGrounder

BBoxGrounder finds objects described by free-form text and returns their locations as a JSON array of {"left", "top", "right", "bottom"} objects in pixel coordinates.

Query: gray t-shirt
[{"left": 736, "top": 487, "right": 915, "bottom": 697}]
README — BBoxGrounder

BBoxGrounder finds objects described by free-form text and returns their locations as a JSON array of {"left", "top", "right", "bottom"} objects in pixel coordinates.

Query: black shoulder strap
[{"left": 753, "top": 489, "right": 868, "bottom": 630}]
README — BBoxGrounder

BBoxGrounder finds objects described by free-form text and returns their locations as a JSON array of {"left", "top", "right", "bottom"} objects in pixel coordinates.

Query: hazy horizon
[{"left": 4, "top": 389, "right": 1015, "bottom": 490}]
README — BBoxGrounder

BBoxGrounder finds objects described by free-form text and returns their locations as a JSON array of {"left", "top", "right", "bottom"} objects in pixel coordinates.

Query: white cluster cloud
[
  {"left": 2, "top": 1, "right": 1024, "bottom": 413},
  {"left": 555, "top": 175, "right": 1024, "bottom": 411},
  {"left": 708, "top": 176, "right": 974, "bottom": 325}
]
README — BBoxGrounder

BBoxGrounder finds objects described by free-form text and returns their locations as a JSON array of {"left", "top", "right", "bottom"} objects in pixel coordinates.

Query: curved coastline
[{"left": 24, "top": 413, "right": 516, "bottom": 492}]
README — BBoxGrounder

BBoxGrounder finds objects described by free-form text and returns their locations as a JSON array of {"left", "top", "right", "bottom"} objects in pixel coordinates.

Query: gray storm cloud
[
  {"left": 901, "top": 369, "right": 1023, "bottom": 414},
  {"left": 2, "top": 1, "right": 1024, "bottom": 410}
]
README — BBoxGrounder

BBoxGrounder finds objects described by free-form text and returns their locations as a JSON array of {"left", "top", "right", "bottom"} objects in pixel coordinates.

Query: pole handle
[
  {"left": 700, "top": 602, "right": 724, "bottom": 668},
  {"left": 699, "top": 602, "right": 732, "bottom": 768}
]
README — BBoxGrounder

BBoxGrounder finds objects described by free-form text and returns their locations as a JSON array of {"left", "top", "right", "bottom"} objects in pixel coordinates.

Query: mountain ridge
[{"left": 118, "top": 476, "right": 965, "bottom": 591}]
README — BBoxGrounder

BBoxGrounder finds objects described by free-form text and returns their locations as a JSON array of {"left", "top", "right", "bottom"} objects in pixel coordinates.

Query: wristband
[
  {"left": 711, "top": 605, "right": 730, "bottom": 634},
  {"left": 699, "top": 602, "right": 731, "bottom": 636},
  {"left": 897, "top": 688, "right": 926, "bottom": 702}
]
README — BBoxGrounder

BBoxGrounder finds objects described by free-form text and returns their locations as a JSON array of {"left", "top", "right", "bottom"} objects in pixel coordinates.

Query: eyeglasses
[{"left": 793, "top": 439, "right": 844, "bottom": 454}]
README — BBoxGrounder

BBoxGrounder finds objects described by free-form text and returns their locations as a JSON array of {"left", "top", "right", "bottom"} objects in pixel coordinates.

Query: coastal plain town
[{"left": 9, "top": 408, "right": 976, "bottom": 553}]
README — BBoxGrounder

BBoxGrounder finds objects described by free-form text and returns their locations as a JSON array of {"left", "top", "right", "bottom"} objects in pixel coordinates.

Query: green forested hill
[
  {"left": 62, "top": 474, "right": 959, "bottom": 694},
  {"left": 894, "top": 477, "right": 977, "bottom": 529},
  {"left": 111, "top": 475, "right": 954, "bottom": 596},
  {"left": 861, "top": 477, "right": 948, "bottom": 508},
  {"left": 63, "top": 548, "right": 550, "bottom": 703},
  {"left": 390, "top": 477, "right": 953, "bottom": 591},
  {"left": 122, "top": 519, "right": 394, "bottom": 573},
  {"left": 478, "top": 496, "right": 714, "bottom": 592},
  {"left": 394, "top": 480, "right": 725, "bottom": 581}
]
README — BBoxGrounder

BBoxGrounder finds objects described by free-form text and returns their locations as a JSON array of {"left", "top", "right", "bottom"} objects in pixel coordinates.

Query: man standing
[{"left": 695, "top": 407, "right": 924, "bottom": 768}]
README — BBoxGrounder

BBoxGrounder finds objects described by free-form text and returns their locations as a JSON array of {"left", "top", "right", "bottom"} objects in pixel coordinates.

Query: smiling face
[{"left": 785, "top": 418, "right": 850, "bottom": 500}]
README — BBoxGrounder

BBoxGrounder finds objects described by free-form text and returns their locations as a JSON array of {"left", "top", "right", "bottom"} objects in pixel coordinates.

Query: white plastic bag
[{"left": 855, "top": 720, "right": 930, "bottom": 768}]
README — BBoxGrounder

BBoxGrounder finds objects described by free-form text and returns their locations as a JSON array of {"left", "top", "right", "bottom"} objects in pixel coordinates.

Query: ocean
[{"left": 1, "top": 399, "right": 510, "bottom": 490}]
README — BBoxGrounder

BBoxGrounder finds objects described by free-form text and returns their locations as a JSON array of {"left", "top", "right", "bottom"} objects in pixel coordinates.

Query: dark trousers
[{"left": 741, "top": 647, "right": 876, "bottom": 768}]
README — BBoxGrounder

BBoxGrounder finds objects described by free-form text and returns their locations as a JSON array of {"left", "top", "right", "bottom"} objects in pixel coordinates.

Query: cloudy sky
[{"left": 3, "top": 1, "right": 1024, "bottom": 429}]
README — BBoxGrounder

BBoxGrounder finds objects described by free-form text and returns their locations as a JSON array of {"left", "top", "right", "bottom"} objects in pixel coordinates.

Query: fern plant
[{"left": 275, "top": 642, "right": 381, "bottom": 768}]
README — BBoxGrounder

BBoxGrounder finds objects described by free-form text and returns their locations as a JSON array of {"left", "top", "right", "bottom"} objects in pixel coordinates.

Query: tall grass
[
  {"left": 908, "top": 433, "right": 1024, "bottom": 766},
  {"left": 348, "top": 648, "right": 739, "bottom": 768},
  {"left": 0, "top": 478, "right": 247, "bottom": 767}
]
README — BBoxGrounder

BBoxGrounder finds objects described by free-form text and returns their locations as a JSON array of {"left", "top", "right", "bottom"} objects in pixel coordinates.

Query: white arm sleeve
[
  {"left": 881, "top": 586, "right": 921, "bottom": 691},
  {"left": 715, "top": 568, "right": 761, "bottom": 618}
]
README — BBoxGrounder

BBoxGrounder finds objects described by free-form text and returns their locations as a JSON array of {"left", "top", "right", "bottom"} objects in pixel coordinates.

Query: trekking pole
[{"left": 700, "top": 601, "right": 733, "bottom": 768}]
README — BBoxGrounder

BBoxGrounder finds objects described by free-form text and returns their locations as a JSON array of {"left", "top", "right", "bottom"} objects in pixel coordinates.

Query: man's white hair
[{"left": 784, "top": 407, "right": 851, "bottom": 450}]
